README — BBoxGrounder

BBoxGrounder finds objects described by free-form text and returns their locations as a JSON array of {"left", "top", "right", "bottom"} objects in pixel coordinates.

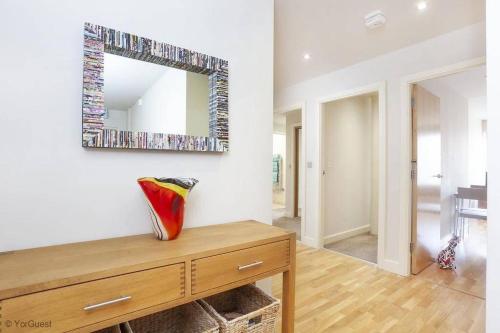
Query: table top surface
[{"left": 0, "top": 220, "right": 293, "bottom": 300}]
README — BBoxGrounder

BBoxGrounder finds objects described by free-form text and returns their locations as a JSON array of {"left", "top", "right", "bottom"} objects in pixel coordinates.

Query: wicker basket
[
  {"left": 93, "top": 325, "right": 122, "bottom": 333},
  {"left": 199, "top": 285, "right": 280, "bottom": 333},
  {"left": 124, "top": 302, "right": 219, "bottom": 333}
]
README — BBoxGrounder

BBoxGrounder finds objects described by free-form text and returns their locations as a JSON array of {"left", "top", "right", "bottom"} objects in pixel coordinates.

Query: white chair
[{"left": 454, "top": 187, "right": 487, "bottom": 240}]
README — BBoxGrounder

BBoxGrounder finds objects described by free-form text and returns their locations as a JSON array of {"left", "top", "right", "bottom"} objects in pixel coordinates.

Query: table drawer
[
  {"left": 1, "top": 264, "right": 185, "bottom": 333},
  {"left": 192, "top": 240, "right": 290, "bottom": 293}
]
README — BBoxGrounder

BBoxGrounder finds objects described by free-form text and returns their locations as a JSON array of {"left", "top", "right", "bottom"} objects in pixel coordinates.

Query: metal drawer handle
[
  {"left": 83, "top": 295, "right": 132, "bottom": 311},
  {"left": 238, "top": 261, "right": 263, "bottom": 271}
]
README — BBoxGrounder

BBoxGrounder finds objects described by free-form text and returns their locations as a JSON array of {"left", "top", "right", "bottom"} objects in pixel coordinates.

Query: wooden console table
[{"left": 0, "top": 221, "right": 295, "bottom": 332}]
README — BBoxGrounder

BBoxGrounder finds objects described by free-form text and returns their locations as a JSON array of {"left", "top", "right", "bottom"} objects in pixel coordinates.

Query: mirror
[
  {"left": 103, "top": 53, "right": 210, "bottom": 137},
  {"left": 82, "top": 23, "right": 228, "bottom": 152}
]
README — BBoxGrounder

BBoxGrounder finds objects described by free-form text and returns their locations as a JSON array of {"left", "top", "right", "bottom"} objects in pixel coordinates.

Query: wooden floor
[
  {"left": 417, "top": 220, "right": 486, "bottom": 299},
  {"left": 272, "top": 243, "right": 485, "bottom": 333}
]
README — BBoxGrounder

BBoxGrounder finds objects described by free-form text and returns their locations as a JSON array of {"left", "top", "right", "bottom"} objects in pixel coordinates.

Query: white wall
[
  {"left": 419, "top": 80, "right": 469, "bottom": 241},
  {"left": 0, "top": 0, "right": 274, "bottom": 251},
  {"left": 486, "top": 0, "right": 500, "bottom": 330},
  {"left": 276, "top": 22, "right": 485, "bottom": 274},
  {"left": 285, "top": 110, "right": 301, "bottom": 217},
  {"left": 323, "top": 95, "right": 377, "bottom": 239},
  {"left": 273, "top": 113, "right": 286, "bottom": 134},
  {"left": 129, "top": 68, "right": 187, "bottom": 134},
  {"left": 468, "top": 96, "right": 488, "bottom": 185}
]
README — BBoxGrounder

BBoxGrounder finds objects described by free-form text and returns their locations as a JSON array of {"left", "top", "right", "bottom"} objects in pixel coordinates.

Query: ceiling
[
  {"left": 424, "top": 65, "right": 486, "bottom": 99},
  {"left": 274, "top": 0, "right": 485, "bottom": 91},
  {"left": 104, "top": 53, "right": 176, "bottom": 110}
]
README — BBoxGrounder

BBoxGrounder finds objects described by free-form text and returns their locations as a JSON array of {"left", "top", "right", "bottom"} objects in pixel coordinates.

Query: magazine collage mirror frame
[{"left": 82, "top": 23, "right": 229, "bottom": 152}]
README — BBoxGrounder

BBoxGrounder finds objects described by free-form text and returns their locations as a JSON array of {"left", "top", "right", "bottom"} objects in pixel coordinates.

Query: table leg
[{"left": 282, "top": 235, "right": 296, "bottom": 333}]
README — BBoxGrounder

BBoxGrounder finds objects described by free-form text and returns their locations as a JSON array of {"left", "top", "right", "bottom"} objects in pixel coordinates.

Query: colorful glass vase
[{"left": 137, "top": 177, "right": 198, "bottom": 240}]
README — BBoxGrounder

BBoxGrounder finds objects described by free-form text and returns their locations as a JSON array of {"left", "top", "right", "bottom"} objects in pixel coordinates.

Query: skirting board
[
  {"left": 379, "top": 259, "right": 403, "bottom": 275},
  {"left": 323, "top": 225, "right": 371, "bottom": 245},
  {"left": 301, "top": 235, "right": 316, "bottom": 248}
]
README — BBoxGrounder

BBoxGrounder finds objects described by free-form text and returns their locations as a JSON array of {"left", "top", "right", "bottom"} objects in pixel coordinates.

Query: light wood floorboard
[
  {"left": 417, "top": 220, "right": 486, "bottom": 299},
  {"left": 272, "top": 243, "right": 485, "bottom": 333}
]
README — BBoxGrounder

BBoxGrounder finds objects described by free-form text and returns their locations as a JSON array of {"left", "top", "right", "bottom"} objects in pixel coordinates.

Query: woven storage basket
[
  {"left": 93, "top": 325, "right": 122, "bottom": 333},
  {"left": 198, "top": 285, "right": 280, "bottom": 333},
  {"left": 124, "top": 302, "right": 219, "bottom": 333}
]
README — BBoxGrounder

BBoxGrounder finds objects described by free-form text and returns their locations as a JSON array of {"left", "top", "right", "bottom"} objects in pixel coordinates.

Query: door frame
[
  {"left": 318, "top": 81, "right": 387, "bottom": 267},
  {"left": 293, "top": 125, "right": 302, "bottom": 218},
  {"left": 399, "top": 57, "right": 486, "bottom": 276},
  {"left": 275, "top": 102, "right": 307, "bottom": 244}
]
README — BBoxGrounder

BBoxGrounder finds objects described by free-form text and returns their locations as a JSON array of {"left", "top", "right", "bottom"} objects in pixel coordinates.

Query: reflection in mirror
[{"left": 103, "top": 53, "right": 209, "bottom": 137}]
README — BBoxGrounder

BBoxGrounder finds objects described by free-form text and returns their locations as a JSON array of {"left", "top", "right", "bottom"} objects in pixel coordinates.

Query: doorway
[
  {"left": 409, "top": 64, "right": 487, "bottom": 299},
  {"left": 320, "top": 87, "right": 385, "bottom": 265},
  {"left": 272, "top": 108, "right": 303, "bottom": 240}
]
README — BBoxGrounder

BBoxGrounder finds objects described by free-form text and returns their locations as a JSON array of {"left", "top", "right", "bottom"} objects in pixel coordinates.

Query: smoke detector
[{"left": 364, "top": 10, "right": 386, "bottom": 30}]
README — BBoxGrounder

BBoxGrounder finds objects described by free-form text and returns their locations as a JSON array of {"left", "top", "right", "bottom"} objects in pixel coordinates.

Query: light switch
[{"left": 307, "top": 161, "right": 313, "bottom": 168}]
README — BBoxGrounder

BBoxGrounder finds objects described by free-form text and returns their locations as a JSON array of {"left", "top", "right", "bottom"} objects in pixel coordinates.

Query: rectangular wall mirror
[{"left": 82, "top": 23, "right": 229, "bottom": 152}]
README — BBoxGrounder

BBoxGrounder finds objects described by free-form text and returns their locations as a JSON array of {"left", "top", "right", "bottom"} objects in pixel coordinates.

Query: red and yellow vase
[{"left": 137, "top": 177, "right": 198, "bottom": 240}]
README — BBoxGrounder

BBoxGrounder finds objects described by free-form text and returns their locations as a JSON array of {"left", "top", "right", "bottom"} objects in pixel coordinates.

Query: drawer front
[
  {"left": 1, "top": 264, "right": 185, "bottom": 333},
  {"left": 192, "top": 240, "right": 289, "bottom": 293}
]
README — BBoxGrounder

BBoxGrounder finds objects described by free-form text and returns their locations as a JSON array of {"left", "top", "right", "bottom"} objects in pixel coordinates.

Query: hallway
[{"left": 324, "top": 233, "right": 378, "bottom": 264}]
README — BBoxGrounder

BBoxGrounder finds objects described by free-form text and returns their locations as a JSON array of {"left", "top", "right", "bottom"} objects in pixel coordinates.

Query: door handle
[{"left": 432, "top": 174, "right": 443, "bottom": 179}]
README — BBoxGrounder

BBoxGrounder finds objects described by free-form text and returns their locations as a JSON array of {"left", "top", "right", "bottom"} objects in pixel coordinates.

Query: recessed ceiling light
[
  {"left": 417, "top": 1, "right": 427, "bottom": 11},
  {"left": 303, "top": 53, "right": 311, "bottom": 60}
]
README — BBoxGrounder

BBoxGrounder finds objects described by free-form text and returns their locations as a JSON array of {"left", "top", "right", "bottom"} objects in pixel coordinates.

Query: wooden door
[{"left": 411, "top": 84, "right": 442, "bottom": 274}]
